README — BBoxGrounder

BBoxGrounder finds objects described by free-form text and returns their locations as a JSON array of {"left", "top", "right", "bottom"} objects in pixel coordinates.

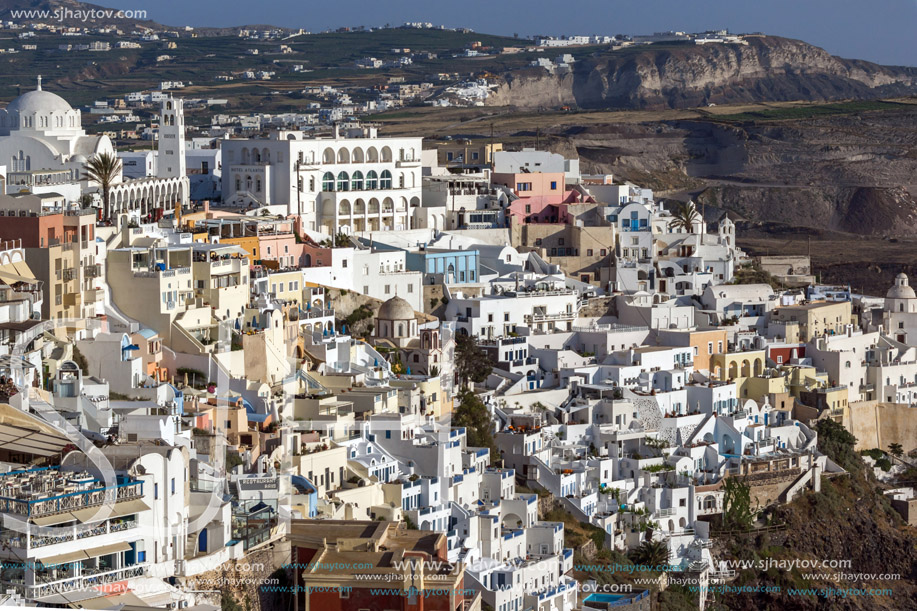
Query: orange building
[{"left": 656, "top": 328, "right": 729, "bottom": 372}]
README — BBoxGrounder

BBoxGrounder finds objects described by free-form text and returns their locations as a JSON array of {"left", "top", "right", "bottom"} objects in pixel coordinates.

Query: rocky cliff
[{"left": 487, "top": 37, "right": 917, "bottom": 110}]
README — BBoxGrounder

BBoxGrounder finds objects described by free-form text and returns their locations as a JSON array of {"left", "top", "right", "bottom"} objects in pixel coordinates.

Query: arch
[
  {"left": 351, "top": 170, "right": 364, "bottom": 190},
  {"left": 380, "top": 170, "right": 392, "bottom": 189},
  {"left": 753, "top": 359, "right": 763, "bottom": 377},
  {"left": 382, "top": 197, "right": 394, "bottom": 212},
  {"left": 354, "top": 199, "right": 366, "bottom": 215},
  {"left": 727, "top": 362, "right": 738, "bottom": 380},
  {"left": 410, "top": 196, "right": 420, "bottom": 208},
  {"left": 366, "top": 170, "right": 378, "bottom": 190},
  {"left": 381, "top": 146, "right": 392, "bottom": 162},
  {"left": 352, "top": 147, "right": 365, "bottom": 163},
  {"left": 242, "top": 148, "right": 251, "bottom": 164},
  {"left": 367, "top": 147, "right": 379, "bottom": 162},
  {"left": 337, "top": 148, "right": 350, "bottom": 164},
  {"left": 368, "top": 198, "right": 380, "bottom": 214},
  {"left": 262, "top": 148, "right": 271, "bottom": 164},
  {"left": 339, "top": 200, "right": 351, "bottom": 216},
  {"left": 322, "top": 147, "right": 335, "bottom": 164},
  {"left": 740, "top": 360, "right": 750, "bottom": 377},
  {"left": 336, "top": 171, "right": 349, "bottom": 192},
  {"left": 322, "top": 172, "right": 335, "bottom": 191}
]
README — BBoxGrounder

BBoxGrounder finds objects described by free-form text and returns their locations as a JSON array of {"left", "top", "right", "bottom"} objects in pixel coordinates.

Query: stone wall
[
  {"left": 181, "top": 539, "right": 291, "bottom": 611},
  {"left": 849, "top": 400, "right": 917, "bottom": 453}
]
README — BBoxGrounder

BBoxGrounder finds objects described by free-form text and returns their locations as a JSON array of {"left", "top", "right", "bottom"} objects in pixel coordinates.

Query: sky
[{"left": 100, "top": 0, "right": 917, "bottom": 66}]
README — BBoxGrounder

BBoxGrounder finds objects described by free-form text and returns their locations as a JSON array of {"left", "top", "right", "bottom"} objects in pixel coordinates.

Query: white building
[{"left": 221, "top": 125, "right": 422, "bottom": 236}]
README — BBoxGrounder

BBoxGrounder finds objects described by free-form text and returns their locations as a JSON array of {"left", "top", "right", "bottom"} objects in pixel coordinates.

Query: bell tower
[{"left": 158, "top": 95, "right": 186, "bottom": 178}]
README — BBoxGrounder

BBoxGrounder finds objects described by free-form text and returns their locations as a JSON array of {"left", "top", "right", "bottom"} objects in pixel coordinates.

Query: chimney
[{"left": 203, "top": 200, "right": 211, "bottom": 213}]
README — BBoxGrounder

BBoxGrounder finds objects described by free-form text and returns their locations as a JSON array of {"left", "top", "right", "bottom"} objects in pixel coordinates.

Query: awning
[
  {"left": 39, "top": 549, "right": 88, "bottom": 566},
  {"left": 85, "top": 540, "right": 132, "bottom": 558},
  {"left": 11, "top": 260, "right": 34, "bottom": 278},
  {"left": 30, "top": 512, "right": 78, "bottom": 526},
  {"left": 72, "top": 498, "right": 151, "bottom": 523},
  {"left": 0, "top": 270, "right": 36, "bottom": 285}
]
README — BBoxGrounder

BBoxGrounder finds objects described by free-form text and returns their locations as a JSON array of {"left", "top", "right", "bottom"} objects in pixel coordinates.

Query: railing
[
  {"left": 528, "top": 312, "right": 576, "bottom": 322},
  {"left": 8, "top": 564, "right": 146, "bottom": 599},
  {"left": 0, "top": 481, "right": 143, "bottom": 518}
]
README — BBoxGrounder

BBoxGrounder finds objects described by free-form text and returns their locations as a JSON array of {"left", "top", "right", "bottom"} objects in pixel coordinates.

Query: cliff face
[{"left": 487, "top": 37, "right": 917, "bottom": 110}]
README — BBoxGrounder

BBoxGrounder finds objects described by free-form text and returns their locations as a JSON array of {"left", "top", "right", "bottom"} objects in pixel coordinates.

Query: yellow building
[{"left": 770, "top": 301, "right": 853, "bottom": 341}]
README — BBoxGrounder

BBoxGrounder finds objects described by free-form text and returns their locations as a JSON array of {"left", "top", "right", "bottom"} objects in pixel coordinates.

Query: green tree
[
  {"left": 455, "top": 334, "right": 495, "bottom": 388},
  {"left": 816, "top": 418, "right": 860, "bottom": 472},
  {"left": 452, "top": 390, "right": 497, "bottom": 457},
  {"left": 721, "top": 477, "right": 756, "bottom": 531},
  {"left": 630, "top": 539, "right": 671, "bottom": 570},
  {"left": 667, "top": 201, "right": 700, "bottom": 233},
  {"left": 888, "top": 442, "right": 903, "bottom": 458},
  {"left": 83, "top": 152, "right": 122, "bottom": 221}
]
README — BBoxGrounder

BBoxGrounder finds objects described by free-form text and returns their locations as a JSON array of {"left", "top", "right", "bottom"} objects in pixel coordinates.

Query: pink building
[{"left": 493, "top": 170, "right": 595, "bottom": 225}]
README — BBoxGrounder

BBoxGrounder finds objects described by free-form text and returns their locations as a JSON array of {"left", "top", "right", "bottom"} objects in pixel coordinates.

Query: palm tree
[
  {"left": 630, "top": 538, "right": 670, "bottom": 570},
  {"left": 83, "top": 152, "right": 122, "bottom": 221},
  {"left": 667, "top": 201, "right": 700, "bottom": 233},
  {"left": 888, "top": 442, "right": 903, "bottom": 458}
]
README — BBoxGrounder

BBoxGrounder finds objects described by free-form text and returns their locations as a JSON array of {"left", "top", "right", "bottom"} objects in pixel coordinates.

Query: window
[
  {"left": 558, "top": 238, "right": 565, "bottom": 246},
  {"left": 525, "top": 205, "right": 531, "bottom": 213},
  {"left": 708, "top": 342, "right": 713, "bottom": 354},
  {"left": 322, "top": 172, "right": 334, "bottom": 191},
  {"left": 587, "top": 249, "right": 593, "bottom": 256},
  {"left": 366, "top": 170, "right": 378, "bottom": 189},
  {"left": 600, "top": 249, "right": 607, "bottom": 256},
  {"left": 384, "top": 284, "right": 391, "bottom": 294},
  {"left": 504, "top": 313, "right": 510, "bottom": 321},
  {"left": 351, "top": 170, "right": 364, "bottom": 190},
  {"left": 380, "top": 170, "right": 392, "bottom": 189},
  {"left": 342, "top": 260, "right": 348, "bottom": 268},
  {"left": 407, "top": 284, "right": 414, "bottom": 293},
  {"left": 550, "top": 181, "right": 557, "bottom": 190},
  {"left": 336, "top": 171, "right": 349, "bottom": 191},
  {"left": 631, "top": 237, "right": 639, "bottom": 245},
  {"left": 171, "top": 478, "right": 176, "bottom": 494},
  {"left": 154, "top": 483, "right": 159, "bottom": 500}
]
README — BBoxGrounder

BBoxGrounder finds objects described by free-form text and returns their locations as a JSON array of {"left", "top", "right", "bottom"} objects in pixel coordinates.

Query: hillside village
[{"left": 0, "top": 72, "right": 913, "bottom": 611}]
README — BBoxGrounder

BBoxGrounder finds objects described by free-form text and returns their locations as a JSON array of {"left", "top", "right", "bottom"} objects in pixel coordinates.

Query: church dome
[
  {"left": 887, "top": 273, "right": 916, "bottom": 300},
  {"left": 6, "top": 88, "right": 73, "bottom": 115},
  {"left": 377, "top": 296, "right": 414, "bottom": 320}
]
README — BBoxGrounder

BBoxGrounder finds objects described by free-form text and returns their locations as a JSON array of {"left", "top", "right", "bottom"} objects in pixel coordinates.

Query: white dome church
[
  {"left": 885, "top": 273, "right": 917, "bottom": 313},
  {"left": 0, "top": 76, "right": 116, "bottom": 180}
]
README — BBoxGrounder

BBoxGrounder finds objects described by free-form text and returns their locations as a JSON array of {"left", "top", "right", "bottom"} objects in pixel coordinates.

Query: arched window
[
  {"left": 351, "top": 171, "right": 364, "bottom": 190},
  {"left": 366, "top": 170, "right": 378, "bottom": 190},
  {"left": 322, "top": 172, "right": 335, "bottom": 191},
  {"left": 380, "top": 170, "right": 392, "bottom": 189},
  {"left": 336, "top": 171, "right": 349, "bottom": 192}
]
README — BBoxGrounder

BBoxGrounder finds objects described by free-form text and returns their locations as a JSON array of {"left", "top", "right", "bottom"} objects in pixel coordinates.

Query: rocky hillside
[{"left": 487, "top": 37, "right": 917, "bottom": 110}]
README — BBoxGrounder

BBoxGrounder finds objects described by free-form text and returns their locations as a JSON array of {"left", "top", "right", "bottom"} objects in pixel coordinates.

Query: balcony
[
  {"left": 0, "top": 480, "right": 144, "bottom": 520},
  {"left": 527, "top": 311, "right": 576, "bottom": 322},
  {"left": 83, "top": 288, "right": 104, "bottom": 303},
  {"left": 6, "top": 564, "right": 146, "bottom": 600},
  {"left": 0, "top": 519, "right": 139, "bottom": 550}
]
